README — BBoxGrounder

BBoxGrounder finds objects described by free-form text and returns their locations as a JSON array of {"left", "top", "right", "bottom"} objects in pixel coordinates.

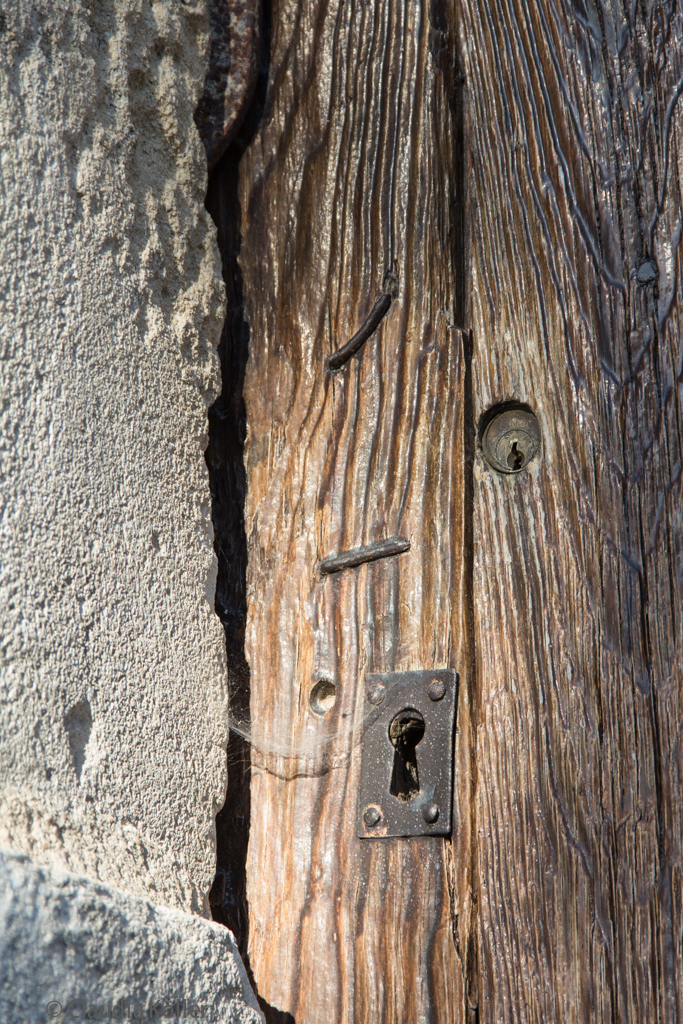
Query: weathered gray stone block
[
  {"left": 0, "top": 0, "right": 227, "bottom": 914},
  {"left": 0, "top": 851, "right": 264, "bottom": 1023}
]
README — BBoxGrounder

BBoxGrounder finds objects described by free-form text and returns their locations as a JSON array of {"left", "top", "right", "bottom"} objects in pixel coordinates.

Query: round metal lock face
[{"left": 482, "top": 407, "right": 541, "bottom": 474}]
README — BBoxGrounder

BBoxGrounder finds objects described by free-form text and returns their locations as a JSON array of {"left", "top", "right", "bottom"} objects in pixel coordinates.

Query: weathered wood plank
[
  {"left": 456, "top": 0, "right": 683, "bottom": 1019},
  {"left": 206, "top": 0, "right": 683, "bottom": 1016},
  {"left": 236, "top": 0, "right": 475, "bottom": 1018}
]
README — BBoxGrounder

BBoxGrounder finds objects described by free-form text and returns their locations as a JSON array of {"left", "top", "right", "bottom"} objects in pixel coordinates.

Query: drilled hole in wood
[
  {"left": 310, "top": 679, "right": 337, "bottom": 715},
  {"left": 388, "top": 708, "right": 425, "bottom": 802}
]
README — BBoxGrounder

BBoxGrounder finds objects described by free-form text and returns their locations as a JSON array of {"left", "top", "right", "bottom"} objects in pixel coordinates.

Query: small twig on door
[
  {"left": 319, "top": 536, "right": 410, "bottom": 575},
  {"left": 326, "top": 293, "right": 392, "bottom": 371}
]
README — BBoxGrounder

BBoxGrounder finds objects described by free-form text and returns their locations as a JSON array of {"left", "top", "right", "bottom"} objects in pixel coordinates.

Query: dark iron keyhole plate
[{"left": 359, "top": 670, "right": 458, "bottom": 838}]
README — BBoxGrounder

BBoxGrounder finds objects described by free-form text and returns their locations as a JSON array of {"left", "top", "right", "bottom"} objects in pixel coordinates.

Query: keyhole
[
  {"left": 389, "top": 709, "right": 425, "bottom": 802},
  {"left": 507, "top": 441, "right": 525, "bottom": 470}
]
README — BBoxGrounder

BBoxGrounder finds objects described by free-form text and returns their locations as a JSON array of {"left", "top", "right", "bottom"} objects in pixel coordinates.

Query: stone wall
[
  {"left": 0, "top": 0, "right": 228, "bottom": 917},
  {"left": 0, "top": 851, "right": 264, "bottom": 1023}
]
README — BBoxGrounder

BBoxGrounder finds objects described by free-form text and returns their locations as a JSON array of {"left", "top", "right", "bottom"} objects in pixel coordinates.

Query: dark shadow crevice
[
  {"left": 202, "top": 0, "right": 271, "bottom": 980},
  {"left": 205, "top": 139, "right": 251, "bottom": 955}
]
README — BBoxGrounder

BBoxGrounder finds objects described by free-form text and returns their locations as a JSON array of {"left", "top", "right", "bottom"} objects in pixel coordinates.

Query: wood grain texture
[
  {"left": 206, "top": 0, "right": 683, "bottom": 1017},
  {"left": 457, "top": 0, "right": 683, "bottom": 1020},
  {"left": 236, "top": 0, "right": 475, "bottom": 1018}
]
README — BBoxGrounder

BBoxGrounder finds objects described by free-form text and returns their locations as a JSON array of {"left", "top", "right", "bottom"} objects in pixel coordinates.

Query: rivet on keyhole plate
[{"left": 481, "top": 403, "right": 541, "bottom": 474}]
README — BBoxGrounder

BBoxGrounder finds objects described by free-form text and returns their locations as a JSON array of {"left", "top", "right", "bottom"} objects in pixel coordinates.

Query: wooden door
[
  {"left": 204, "top": 0, "right": 683, "bottom": 1020},
  {"left": 457, "top": 0, "right": 683, "bottom": 1019},
  {"left": 234, "top": 0, "right": 475, "bottom": 1019}
]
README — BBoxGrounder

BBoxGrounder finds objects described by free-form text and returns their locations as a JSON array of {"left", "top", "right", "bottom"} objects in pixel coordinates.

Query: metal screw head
[
  {"left": 481, "top": 406, "right": 541, "bottom": 474},
  {"left": 366, "top": 681, "right": 386, "bottom": 705},
  {"left": 428, "top": 678, "right": 446, "bottom": 701},
  {"left": 422, "top": 802, "right": 440, "bottom": 824},
  {"left": 363, "top": 805, "right": 382, "bottom": 828}
]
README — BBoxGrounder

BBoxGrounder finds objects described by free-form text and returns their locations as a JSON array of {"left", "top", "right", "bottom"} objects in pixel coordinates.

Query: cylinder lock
[{"left": 481, "top": 405, "right": 541, "bottom": 474}]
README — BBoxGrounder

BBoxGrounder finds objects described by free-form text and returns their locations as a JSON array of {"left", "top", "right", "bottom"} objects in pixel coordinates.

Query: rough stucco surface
[
  {"left": 0, "top": 851, "right": 264, "bottom": 1023},
  {"left": 0, "top": 0, "right": 228, "bottom": 914}
]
